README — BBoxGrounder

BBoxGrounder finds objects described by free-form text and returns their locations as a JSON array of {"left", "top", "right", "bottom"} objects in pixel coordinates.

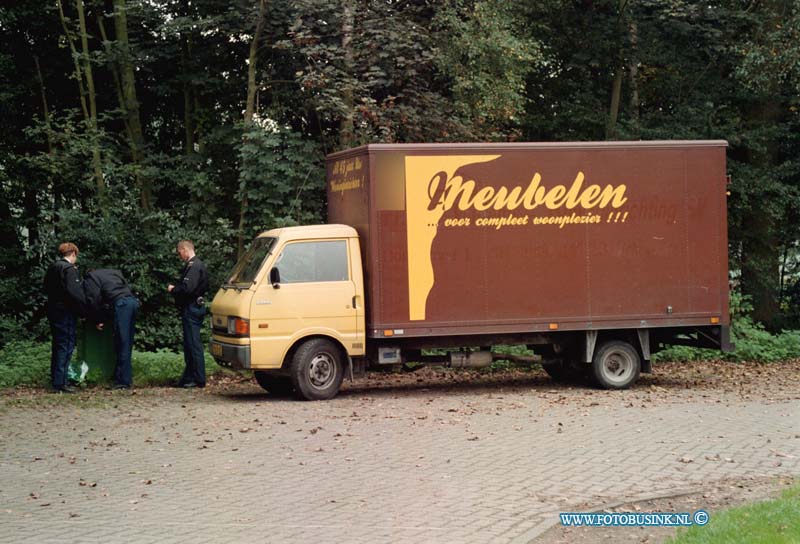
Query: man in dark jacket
[
  {"left": 168, "top": 240, "right": 209, "bottom": 388},
  {"left": 84, "top": 269, "right": 140, "bottom": 389},
  {"left": 43, "top": 242, "right": 86, "bottom": 393}
]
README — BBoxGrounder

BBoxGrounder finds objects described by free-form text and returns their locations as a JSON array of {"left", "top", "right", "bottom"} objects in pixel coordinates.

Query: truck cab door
[
  {"left": 349, "top": 236, "right": 366, "bottom": 353},
  {"left": 249, "top": 238, "right": 364, "bottom": 368}
]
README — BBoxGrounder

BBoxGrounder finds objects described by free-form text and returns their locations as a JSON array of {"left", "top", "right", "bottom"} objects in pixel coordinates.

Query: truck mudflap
[{"left": 209, "top": 339, "right": 251, "bottom": 369}]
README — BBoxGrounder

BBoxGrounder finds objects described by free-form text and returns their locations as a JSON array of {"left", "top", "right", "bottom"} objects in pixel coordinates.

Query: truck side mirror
[{"left": 270, "top": 267, "right": 281, "bottom": 289}]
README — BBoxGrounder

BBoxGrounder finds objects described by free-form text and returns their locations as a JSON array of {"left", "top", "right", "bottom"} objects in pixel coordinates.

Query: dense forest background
[{"left": 1, "top": 0, "right": 799, "bottom": 351}]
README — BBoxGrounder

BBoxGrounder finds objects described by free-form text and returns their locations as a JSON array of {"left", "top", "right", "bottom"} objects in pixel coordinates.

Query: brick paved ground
[{"left": 0, "top": 364, "right": 798, "bottom": 543}]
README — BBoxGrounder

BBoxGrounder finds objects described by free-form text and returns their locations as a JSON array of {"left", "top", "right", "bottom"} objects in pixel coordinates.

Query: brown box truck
[{"left": 210, "top": 141, "right": 732, "bottom": 400}]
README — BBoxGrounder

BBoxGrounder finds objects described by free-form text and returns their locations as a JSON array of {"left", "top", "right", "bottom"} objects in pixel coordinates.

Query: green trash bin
[{"left": 73, "top": 321, "right": 116, "bottom": 384}]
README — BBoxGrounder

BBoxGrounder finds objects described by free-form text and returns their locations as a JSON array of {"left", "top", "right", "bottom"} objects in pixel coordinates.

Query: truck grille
[{"left": 212, "top": 314, "right": 227, "bottom": 334}]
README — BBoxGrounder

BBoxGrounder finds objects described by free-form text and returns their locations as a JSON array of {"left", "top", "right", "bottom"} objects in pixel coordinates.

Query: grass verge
[
  {"left": 667, "top": 485, "right": 800, "bottom": 544},
  {"left": 0, "top": 340, "right": 224, "bottom": 388}
]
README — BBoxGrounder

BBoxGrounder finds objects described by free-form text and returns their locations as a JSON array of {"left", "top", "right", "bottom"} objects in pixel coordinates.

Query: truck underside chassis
[{"left": 249, "top": 326, "right": 729, "bottom": 400}]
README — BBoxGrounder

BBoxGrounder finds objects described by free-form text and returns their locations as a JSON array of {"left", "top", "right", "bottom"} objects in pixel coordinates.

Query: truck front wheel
[
  {"left": 289, "top": 338, "right": 344, "bottom": 401},
  {"left": 591, "top": 340, "right": 641, "bottom": 390}
]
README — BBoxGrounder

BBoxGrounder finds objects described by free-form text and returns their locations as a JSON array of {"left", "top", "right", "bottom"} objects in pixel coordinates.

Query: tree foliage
[{"left": 1, "top": 0, "right": 799, "bottom": 348}]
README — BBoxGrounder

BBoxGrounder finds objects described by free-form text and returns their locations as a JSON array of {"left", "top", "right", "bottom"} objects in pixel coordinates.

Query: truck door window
[{"left": 275, "top": 240, "right": 349, "bottom": 283}]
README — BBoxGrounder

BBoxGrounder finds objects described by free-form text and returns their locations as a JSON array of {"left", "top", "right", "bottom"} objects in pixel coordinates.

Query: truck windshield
[{"left": 226, "top": 237, "right": 276, "bottom": 285}]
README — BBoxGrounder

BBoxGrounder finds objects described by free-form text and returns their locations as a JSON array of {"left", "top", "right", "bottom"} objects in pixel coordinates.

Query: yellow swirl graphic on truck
[{"left": 404, "top": 155, "right": 628, "bottom": 321}]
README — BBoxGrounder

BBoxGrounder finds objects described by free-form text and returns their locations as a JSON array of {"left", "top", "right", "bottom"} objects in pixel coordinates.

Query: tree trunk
[
  {"left": 33, "top": 55, "right": 54, "bottom": 155},
  {"left": 195, "top": 95, "right": 205, "bottom": 155},
  {"left": 113, "top": 0, "right": 151, "bottom": 211},
  {"left": 181, "top": 0, "right": 195, "bottom": 156},
  {"left": 0, "top": 196, "right": 20, "bottom": 272},
  {"left": 778, "top": 243, "right": 789, "bottom": 307},
  {"left": 606, "top": 64, "right": 623, "bottom": 140},
  {"left": 605, "top": 0, "right": 629, "bottom": 140},
  {"left": 339, "top": 0, "right": 355, "bottom": 148},
  {"left": 238, "top": 0, "right": 268, "bottom": 259},
  {"left": 244, "top": 0, "right": 267, "bottom": 127},
  {"left": 96, "top": 12, "right": 133, "bottom": 144},
  {"left": 627, "top": 20, "right": 640, "bottom": 139},
  {"left": 183, "top": 58, "right": 195, "bottom": 156},
  {"left": 741, "top": 214, "right": 781, "bottom": 326},
  {"left": 76, "top": 0, "right": 105, "bottom": 201},
  {"left": 56, "top": 0, "right": 89, "bottom": 121},
  {"left": 738, "top": 1, "right": 790, "bottom": 328},
  {"left": 23, "top": 187, "right": 40, "bottom": 249},
  {"left": 33, "top": 54, "right": 55, "bottom": 239},
  {"left": 58, "top": 0, "right": 104, "bottom": 203},
  {"left": 741, "top": 100, "right": 783, "bottom": 327}
]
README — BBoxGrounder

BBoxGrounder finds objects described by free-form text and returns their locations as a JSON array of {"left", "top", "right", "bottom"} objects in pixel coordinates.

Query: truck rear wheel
[
  {"left": 591, "top": 340, "right": 640, "bottom": 389},
  {"left": 253, "top": 371, "right": 294, "bottom": 396},
  {"left": 289, "top": 338, "right": 344, "bottom": 401}
]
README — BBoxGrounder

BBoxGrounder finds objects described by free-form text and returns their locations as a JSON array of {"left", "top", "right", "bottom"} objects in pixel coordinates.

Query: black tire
[
  {"left": 591, "top": 340, "right": 641, "bottom": 389},
  {"left": 289, "top": 338, "right": 344, "bottom": 401},
  {"left": 253, "top": 371, "right": 294, "bottom": 396},
  {"left": 541, "top": 360, "right": 589, "bottom": 383}
]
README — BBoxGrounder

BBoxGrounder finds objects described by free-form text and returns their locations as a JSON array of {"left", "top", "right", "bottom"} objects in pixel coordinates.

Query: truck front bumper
[{"left": 209, "top": 339, "right": 251, "bottom": 370}]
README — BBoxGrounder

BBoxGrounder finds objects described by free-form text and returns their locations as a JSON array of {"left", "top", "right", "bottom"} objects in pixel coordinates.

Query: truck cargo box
[{"left": 326, "top": 141, "right": 729, "bottom": 340}]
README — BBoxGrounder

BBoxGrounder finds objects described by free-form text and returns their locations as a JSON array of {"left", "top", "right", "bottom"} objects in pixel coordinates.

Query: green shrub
[
  {"left": 655, "top": 293, "right": 800, "bottom": 363},
  {"left": 492, "top": 344, "right": 535, "bottom": 357},
  {"left": 131, "top": 350, "right": 224, "bottom": 386},
  {"left": 0, "top": 340, "right": 224, "bottom": 388},
  {"left": 0, "top": 315, "right": 41, "bottom": 345},
  {"left": 729, "top": 320, "right": 800, "bottom": 363},
  {"left": 486, "top": 358, "right": 516, "bottom": 372},
  {"left": 0, "top": 340, "right": 51, "bottom": 388},
  {"left": 486, "top": 344, "right": 536, "bottom": 372}
]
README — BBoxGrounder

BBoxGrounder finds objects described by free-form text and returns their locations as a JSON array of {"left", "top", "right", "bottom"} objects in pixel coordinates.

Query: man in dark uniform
[
  {"left": 43, "top": 242, "right": 86, "bottom": 393},
  {"left": 84, "top": 269, "right": 140, "bottom": 389},
  {"left": 168, "top": 240, "right": 209, "bottom": 388}
]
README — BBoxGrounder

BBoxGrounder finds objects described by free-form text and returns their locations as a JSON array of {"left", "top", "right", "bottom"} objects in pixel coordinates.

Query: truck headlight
[{"left": 227, "top": 317, "right": 250, "bottom": 336}]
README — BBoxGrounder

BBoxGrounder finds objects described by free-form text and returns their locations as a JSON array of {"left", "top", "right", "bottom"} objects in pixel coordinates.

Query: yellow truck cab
[{"left": 209, "top": 224, "right": 365, "bottom": 400}]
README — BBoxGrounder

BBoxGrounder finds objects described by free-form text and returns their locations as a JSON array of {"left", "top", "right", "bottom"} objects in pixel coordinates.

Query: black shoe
[
  {"left": 111, "top": 384, "right": 131, "bottom": 390},
  {"left": 52, "top": 386, "right": 76, "bottom": 394},
  {"left": 181, "top": 382, "right": 205, "bottom": 389}
]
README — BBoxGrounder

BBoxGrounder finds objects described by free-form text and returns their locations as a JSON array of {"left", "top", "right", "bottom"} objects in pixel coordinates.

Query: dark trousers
[
  {"left": 113, "top": 296, "right": 139, "bottom": 386},
  {"left": 48, "top": 306, "right": 77, "bottom": 388},
  {"left": 180, "top": 303, "right": 206, "bottom": 385}
]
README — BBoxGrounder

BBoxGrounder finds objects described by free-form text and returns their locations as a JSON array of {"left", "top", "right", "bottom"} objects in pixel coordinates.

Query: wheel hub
[
  {"left": 603, "top": 351, "right": 633, "bottom": 382},
  {"left": 308, "top": 353, "right": 335, "bottom": 389}
]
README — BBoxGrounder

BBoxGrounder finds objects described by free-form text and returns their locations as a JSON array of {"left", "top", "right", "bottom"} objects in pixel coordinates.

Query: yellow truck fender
[{"left": 279, "top": 327, "right": 351, "bottom": 369}]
